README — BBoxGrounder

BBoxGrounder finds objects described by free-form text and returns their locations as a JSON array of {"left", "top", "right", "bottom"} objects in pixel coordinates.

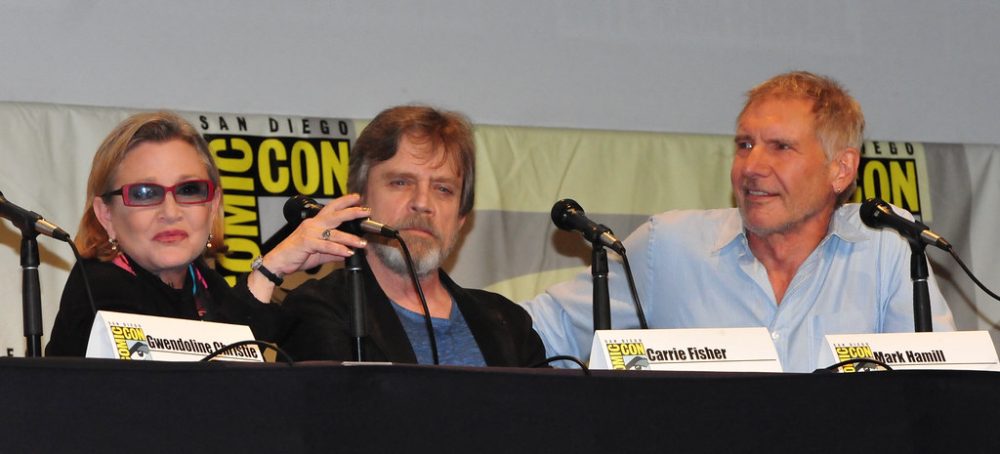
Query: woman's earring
[
  {"left": 109, "top": 238, "right": 119, "bottom": 252},
  {"left": 206, "top": 234, "right": 214, "bottom": 249}
]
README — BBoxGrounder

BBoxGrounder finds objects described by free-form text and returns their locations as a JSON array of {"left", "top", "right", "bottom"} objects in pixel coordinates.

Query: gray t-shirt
[{"left": 390, "top": 298, "right": 486, "bottom": 366}]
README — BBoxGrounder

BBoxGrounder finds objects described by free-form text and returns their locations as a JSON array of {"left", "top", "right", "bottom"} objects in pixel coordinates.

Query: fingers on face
[
  {"left": 318, "top": 195, "right": 370, "bottom": 223},
  {"left": 277, "top": 193, "right": 369, "bottom": 267},
  {"left": 315, "top": 238, "right": 357, "bottom": 258},
  {"left": 297, "top": 208, "right": 368, "bottom": 247},
  {"left": 321, "top": 193, "right": 363, "bottom": 212},
  {"left": 317, "top": 226, "right": 365, "bottom": 251},
  {"left": 313, "top": 206, "right": 370, "bottom": 247}
]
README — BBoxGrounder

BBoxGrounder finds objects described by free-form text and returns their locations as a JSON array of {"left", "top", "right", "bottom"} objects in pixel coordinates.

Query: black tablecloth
[{"left": 1, "top": 358, "right": 996, "bottom": 453}]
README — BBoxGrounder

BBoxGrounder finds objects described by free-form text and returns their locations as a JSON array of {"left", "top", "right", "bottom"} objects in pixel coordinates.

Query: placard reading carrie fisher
[
  {"left": 86, "top": 311, "right": 263, "bottom": 362},
  {"left": 589, "top": 327, "right": 782, "bottom": 372},
  {"left": 820, "top": 331, "right": 1000, "bottom": 373}
]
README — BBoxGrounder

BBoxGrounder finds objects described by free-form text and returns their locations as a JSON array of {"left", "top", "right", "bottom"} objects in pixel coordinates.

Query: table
[{"left": 1, "top": 358, "right": 996, "bottom": 453}]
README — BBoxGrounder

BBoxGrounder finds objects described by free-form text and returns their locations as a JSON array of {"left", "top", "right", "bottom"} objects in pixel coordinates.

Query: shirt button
[{"left": 771, "top": 331, "right": 780, "bottom": 340}]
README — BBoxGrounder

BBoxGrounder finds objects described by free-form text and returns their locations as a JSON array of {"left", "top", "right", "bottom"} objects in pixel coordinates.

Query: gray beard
[
  {"left": 367, "top": 213, "right": 460, "bottom": 278},
  {"left": 369, "top": 239, "right": 444, "bottom": 278}
]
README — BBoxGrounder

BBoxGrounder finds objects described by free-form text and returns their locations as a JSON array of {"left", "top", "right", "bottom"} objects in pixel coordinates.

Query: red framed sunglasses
[{"left": 102, "top": 180, "right": 216, "bottom": 207}]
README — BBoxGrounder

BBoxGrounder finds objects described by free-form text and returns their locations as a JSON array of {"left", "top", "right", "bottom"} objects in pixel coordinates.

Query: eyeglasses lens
[
  {"left": 123, "top": 181, "right": 211, "bottom": 206},
  {"left": 127, "top": 184, "right": 166, "bottom": 206},
  {"left": 174, "top": 181, "right": 210, "bottom": 202}
]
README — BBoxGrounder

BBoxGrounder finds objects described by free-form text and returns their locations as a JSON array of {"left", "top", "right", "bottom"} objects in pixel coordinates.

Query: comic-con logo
[
  {"left": 833, "top": 343, "right": 877, "bottom": 373},
  {"left": 196, "top": 114, "right": 355, "bottom": 285},
  {"left": 605, "top": 340, "right": 650, "bottom": 370},
  {"left": 852, "top": 141, "right": 932, "bottom": 222},
  {"left": 111, "top": 323, "right": 151, "bottom": 360}
]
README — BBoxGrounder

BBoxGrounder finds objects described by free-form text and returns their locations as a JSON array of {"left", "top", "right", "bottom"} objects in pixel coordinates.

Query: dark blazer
[{"left": 279, "top": 255, "right": 546, "bottom": 367}]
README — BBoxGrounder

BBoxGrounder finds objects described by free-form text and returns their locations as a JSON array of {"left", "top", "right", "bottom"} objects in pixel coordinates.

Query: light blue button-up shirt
[{"left": 521, "top": 204, "right": 955, "bottom": 372}]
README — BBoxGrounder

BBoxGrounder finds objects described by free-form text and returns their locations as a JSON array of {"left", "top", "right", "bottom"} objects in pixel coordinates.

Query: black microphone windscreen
[
  {"left": 859, "top": 198, "right": 889, "bottom": 229},
  {"left": 280, "top": 195, "right": 397, "bottom": 237},
  {"left": 551, "top": 198, "right": 584, "bottom": 231},
  {"left": 283, "top": 195, "right": 322, "bottom": 224}
]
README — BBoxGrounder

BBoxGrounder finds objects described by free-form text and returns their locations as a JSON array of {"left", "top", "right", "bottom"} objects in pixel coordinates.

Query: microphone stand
[
  {"left": 20, "top": 228, "right": 43, "bottom": 357},
  {"left": 591, "top": 240, "right": 611, "bottom": 332},
  {"left": 345, "top": 249, "right": 367, "bottom": 361},
  {"left": 909, "top": 240, "right": 932, "bottom": 332}
]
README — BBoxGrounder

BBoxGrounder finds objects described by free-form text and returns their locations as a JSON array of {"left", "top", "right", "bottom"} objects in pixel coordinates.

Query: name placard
[
  {"left": 820, "top": 331, "right": 1000, "bottom": 372},
  {"left": 589, "top": 327, "right": 783, "bottom": 372},
  {"left": 86, "top": 310, "right": 263, "bottom": 362}
]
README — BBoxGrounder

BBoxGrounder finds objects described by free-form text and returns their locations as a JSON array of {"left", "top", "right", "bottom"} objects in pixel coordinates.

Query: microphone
[
  {"left": 0, "top": 190, "right": 71, "bottom": 241},
  {"left": 859, "top": 198, "right": 950, "bottom": 250},
  {"left": 283, "top": 194, "right": 397, "bottom": 237},
  {"left": 551, "top": 199, "right": 624, "bottom": 254}
]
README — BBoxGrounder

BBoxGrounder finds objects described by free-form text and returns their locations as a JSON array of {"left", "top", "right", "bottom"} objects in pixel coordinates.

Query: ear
[
  {"left": 457, "top": 214, "right": 467, "bottom": 231},
  {"left": 93, "top": 196, "right": 117, "bottom": 240},
  {"left": 830, "top": 147, "right": 860, "bottom": 194}
]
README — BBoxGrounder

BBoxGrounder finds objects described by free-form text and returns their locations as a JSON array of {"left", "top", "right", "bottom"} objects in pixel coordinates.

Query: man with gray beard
[{"left": 276, "top": 105, "right": 546, "bottom": 366}]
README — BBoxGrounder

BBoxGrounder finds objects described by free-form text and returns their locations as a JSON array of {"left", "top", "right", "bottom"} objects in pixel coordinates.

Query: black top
[
  {"left": 279, "top": 254, "right": 546, "bottom": 367},
  {"left": 46, "top": 253, "right": 546, "bottom": 367},
  {"left": 45, "top": 255, "right": 288, "bottom": 357}
]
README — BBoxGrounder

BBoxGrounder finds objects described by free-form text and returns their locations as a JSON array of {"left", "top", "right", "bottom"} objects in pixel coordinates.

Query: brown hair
[
  {"left": 740, "top": 71, "right": 865, "bottom": 204},
  {"left": 76, "top": 111, "right": 224, "bottom": 260},
  {"left": 348, "top": 105, "right": 476, "bottom": 215}
]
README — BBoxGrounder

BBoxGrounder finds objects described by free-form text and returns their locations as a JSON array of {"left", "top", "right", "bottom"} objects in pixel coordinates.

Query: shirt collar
[
  {"left": 828, "top": 203, "right": 869, "bottom": 243},
  {"left": 711, "top": 209, "right": 747, "bottom": 254}
]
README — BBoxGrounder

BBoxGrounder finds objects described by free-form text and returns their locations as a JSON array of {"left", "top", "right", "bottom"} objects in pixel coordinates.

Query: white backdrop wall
[{"left": 1, "top": 1, "right": 999, "bottom": 144}]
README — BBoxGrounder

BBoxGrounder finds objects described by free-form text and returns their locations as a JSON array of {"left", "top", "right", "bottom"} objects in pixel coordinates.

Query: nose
[
  {"left": 738, "top": 147, "right": 772, "bottom": 178},
  {"left": 409, "top": 182, "right": 433, "bottom": 215},
  {"left": 158, "top": 192, "right": 183, "bottom": 220}
]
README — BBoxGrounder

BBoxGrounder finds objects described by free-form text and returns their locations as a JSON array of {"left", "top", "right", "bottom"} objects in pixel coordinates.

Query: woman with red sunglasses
[{"left": 45, "top": 111, "right": 364, "bottom": 356}]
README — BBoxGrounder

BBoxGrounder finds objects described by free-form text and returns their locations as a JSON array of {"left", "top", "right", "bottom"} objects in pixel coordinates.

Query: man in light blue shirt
[{"left": 522, "top": 71, "right": 955, "bottom": 372}]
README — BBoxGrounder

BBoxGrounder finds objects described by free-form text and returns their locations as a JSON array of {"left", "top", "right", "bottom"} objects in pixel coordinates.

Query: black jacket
[{"left": 279, "top": 256, "right": 546, "bottom": 367}]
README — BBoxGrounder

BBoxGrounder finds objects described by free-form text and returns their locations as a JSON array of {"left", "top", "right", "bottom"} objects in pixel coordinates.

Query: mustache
[{"left": 392, "top": 215, "right": 440, "bottom": 240}]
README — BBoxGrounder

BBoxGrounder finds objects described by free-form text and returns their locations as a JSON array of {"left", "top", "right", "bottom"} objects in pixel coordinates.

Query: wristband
[{"left": 251, "top": 256, "right": 284, "bottom": 286}]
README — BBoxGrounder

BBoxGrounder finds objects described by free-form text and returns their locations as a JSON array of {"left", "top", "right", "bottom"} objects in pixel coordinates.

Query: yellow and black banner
[
  {"left": 192, "top": 114, "right": 356, "bottom": 285},
  {"left": 852, "top": 141, "right": 932, "bottom": 222}
]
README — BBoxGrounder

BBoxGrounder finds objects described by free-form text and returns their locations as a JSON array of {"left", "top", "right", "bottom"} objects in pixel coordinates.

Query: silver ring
[{"left": 321, "top": 228, "right": 333, "bottom": 241}]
